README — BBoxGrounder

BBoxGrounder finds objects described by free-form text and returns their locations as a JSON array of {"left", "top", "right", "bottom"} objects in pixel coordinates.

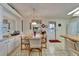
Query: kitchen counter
[
  {"left": 60, "top": 35, "right": 79, "bottom": 42},
  {"left": 60, "top": 35, "right": 79, "bottom": 55},
  {"left": 4, "top": 35, "right": 21, "bottom": 40}
]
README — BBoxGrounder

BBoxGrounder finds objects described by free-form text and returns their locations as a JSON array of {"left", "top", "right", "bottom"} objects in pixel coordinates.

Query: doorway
[{"left": 47, "top": 21, "right": 56, "bottom": 40}]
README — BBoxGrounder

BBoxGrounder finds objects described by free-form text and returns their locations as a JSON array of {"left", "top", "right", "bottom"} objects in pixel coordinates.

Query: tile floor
[{"left": 10, "top": 42, "right": 76, "bottom": 56}]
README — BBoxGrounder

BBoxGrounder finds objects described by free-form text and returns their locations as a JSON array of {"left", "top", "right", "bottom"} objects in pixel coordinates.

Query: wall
[
  {"left": 23, "top": 18, "right": 33, "bottom": 34},
  {"left": 67, "top": 17, "right": 79, "bottom": 35},
  {"left": 3, "top": 6, "right": 22, "bottom": 33},
  {"left": 0, "top": 4, "right": 22, "bottom": 40},
  {"left": 0, "top": 5, "right": 4, "bottom": 40}
]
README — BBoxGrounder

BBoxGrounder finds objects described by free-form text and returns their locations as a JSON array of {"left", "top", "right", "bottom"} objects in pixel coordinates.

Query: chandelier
[
  {"left": 31, "top": 8, "right": 42, "bottom": 20},
  {"left": 30, "top": 8, "right": 42, "bottom": 29}
]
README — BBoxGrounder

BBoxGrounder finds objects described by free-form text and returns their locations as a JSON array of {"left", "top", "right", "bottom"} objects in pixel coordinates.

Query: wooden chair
[
  {"left": 41, "top": 34, "right": 47, "bottom": 48},
  {"left": 21, "top": 35, "right": 30, "bottom": 50},
  {"left": 29, "top": 38, "right": 42, "bottom": 56}
]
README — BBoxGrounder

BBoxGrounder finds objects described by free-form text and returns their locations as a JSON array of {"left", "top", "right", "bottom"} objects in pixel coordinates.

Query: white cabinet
[
  {"left": 14, "top": 39, "right": 19, "bottom": 48},
  {"left": 0, "top": 40, "right": 8, "bottom": 56},
  {"left": 7, "top": 39, "right": 14, "bottom": 54},
  {"left": 14, "top": 36, "right": 21, "bottom": 48},
  {"left": 7, "top": 35, "right": 21, "bottom": 55},
  {"left": 0, "top": 35, "right": 21, "bottom": 56}
]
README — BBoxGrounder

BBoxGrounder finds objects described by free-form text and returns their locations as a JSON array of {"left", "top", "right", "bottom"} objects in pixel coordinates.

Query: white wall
[
  {"left": 23, "top": 18, "right": 33, "bottom": 34},
  {"left": 3, "top": 7, "right": 22, "bottom": 33},
  {"left": 67, "top": 17, "right": 79, "bottom": 35},
  {"left": 0, "top": 5, "right": 4, "bottom": 39}
]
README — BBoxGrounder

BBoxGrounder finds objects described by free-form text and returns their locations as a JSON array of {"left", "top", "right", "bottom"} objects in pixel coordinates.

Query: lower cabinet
[
  {"left": 7, "top": 36, "right": 21, "bottom": 55},
  {"left": 0, "top": 35, "right": 21, "bottom": 56},
  {"left": 0, "top": 40, "right": 8, "bottom": 56},
  {"left": 14, "top": 36, "right": 21, "bottom": 48},
  {"left": 7, "top": 39, "right": 15, "bottom": 54}
]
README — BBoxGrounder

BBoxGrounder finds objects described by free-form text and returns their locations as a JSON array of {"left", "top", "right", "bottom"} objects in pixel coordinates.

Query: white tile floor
[{"left": 10, "top": 41, "right": 72, "bottom": 56}]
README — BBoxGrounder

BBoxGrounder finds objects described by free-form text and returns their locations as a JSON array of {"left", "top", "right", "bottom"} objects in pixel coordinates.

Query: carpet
[{"left": 49, "top": 40, "right": 61, "bottom": 43}]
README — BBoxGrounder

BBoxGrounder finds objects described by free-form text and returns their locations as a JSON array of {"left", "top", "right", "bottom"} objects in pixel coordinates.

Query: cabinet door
[
  {"left": 7, "top": 40, "right": 14, "bottom": 54},
  {"left": 0, "top": 40, "right": 8, "bottom": 56},
  {"left": 14, "top": 36, "right": 21, "bottom": 48}
]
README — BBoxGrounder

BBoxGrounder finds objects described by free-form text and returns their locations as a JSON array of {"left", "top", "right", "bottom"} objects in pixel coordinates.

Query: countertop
[
  {"left": 60, "top": 35, "right": 79, "bottom": 42},
  {"left": 0, "top": 35, "right": 21, "bottom": 42}
]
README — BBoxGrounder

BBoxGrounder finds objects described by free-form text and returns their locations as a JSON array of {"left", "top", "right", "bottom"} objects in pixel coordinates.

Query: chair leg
[
  {"left": 29, "top": 51, "right": 31, "bottom": 56},
  {"left": 45, "top": 43, "right": 47, "bottom": 49},
  {"left": 29, "top": 48, "right": 42, "bottom": 56},
  {"left": 29, "top": 49, "right": 32, "bottom": 56},
  {"left": 21, "top": 45, "right": 22, "bottom": 50},
  {"left": 28, "top": 49, "right": 31, "bottom": 56},
  {"left": 45, "top": 38, "right": 47, "bottom": 49},
  {"left": 40, "top": 50, "right": 42, "bottom": 56},
  {"left": 38, "top": 48, "right": 42, "bottom": 56}
]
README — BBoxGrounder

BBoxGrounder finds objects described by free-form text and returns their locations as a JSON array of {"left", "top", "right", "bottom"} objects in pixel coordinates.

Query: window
[{"left": 48, "top": 21, "right": 56, "bottom": 29}]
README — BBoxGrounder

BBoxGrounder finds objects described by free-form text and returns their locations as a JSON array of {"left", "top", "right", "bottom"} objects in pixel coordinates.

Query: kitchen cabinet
[
  {"left": 7, "top": 35, "right": 21, "bottom": 55},
  {"left": 14, "top": 37, "right": 21, "bottom": 48},
  {"left": 7, "top": 39, "right": 15, "bottom": 54},
  {"left": 0, "top": 35, "right": 21, "bottom": 56},
  {"left": 0, "top": 40, "right": 8, "bottom": 56}
]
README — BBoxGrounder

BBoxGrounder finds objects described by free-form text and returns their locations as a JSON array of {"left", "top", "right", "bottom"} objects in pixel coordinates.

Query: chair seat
[{"left": 30, "top": 44, "right": 41, "bottom": 48}]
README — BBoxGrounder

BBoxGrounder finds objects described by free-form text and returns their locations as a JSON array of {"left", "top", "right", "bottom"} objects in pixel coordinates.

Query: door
[{"left": 47, "top": 21, "right": 56, "bottom": 40}]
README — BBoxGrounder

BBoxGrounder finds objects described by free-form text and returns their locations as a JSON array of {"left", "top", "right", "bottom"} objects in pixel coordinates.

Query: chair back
[
  {"left": 21, "top": 35, "right": 29, "bottom": 44},
  {"left": 29, "top": 38, "right": 41, "bottom": 48}
]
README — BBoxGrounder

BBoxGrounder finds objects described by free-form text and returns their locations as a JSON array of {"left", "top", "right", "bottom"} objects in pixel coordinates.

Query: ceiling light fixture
[
  {"left": 73, "top": 10, "right": 79, "bottom": 16},
  {"left": 31, "top": 7, "right": 42, "bottom": 20},
  {"left": 67, "top": 7, "right": 79, "bottom": 15},
  {"left": 32, "top": 22, "right": 37, "bottom": 25}
]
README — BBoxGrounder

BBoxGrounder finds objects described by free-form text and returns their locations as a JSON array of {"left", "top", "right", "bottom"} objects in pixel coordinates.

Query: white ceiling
[{"left": 10, "top": 3, "right": 79, "bottom": 19}]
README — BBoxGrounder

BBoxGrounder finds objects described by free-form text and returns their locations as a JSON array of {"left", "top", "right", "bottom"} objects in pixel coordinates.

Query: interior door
[{"left": 47, "top": 21, "right": 56, "bottom": 40}]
